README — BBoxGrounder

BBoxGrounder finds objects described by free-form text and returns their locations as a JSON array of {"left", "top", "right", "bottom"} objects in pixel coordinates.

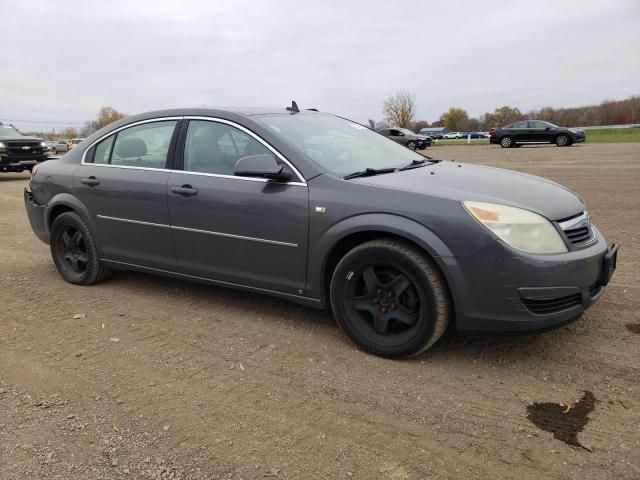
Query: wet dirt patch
[
  {"left": 625, "top": 323, "right": 640, "bottom": 334},
  {"left": 526, "top": 391, "right": 596, "bottom": 449}
]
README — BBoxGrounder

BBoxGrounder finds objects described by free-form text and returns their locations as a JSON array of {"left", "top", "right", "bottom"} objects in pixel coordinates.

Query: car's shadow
[
  {"left": 0, "top": 174, "right": 30, "bottom": 182},
  {"left": 102, "top": 269, "right": 566, "bottom": 362}
]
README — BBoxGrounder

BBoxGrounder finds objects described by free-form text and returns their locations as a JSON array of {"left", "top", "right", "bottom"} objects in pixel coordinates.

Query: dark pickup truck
[{"left": 0, "top": 123, "right": 49, "bottom": 173}]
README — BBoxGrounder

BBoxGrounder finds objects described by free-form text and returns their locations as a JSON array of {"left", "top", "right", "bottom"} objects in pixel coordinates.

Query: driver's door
[{"left": 167, "top": 119, "right": 309, "bottom": 296}]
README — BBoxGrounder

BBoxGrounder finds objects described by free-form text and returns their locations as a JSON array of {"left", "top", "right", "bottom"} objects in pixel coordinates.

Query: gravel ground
[{"left": 1, "top": 143, "right": 639, "bottom": 479}]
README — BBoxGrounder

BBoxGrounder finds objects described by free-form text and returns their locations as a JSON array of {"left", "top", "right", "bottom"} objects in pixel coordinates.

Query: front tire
[
  {"left": 500, "top": 136, "right": 514, "bottom": 148},
  {"left": 556, "top": 134, "right": 571, "bottom": 147},
  {"left": 50, "top": 212, "right": 111, "bottom": 285},
  {"left": 330, "top": 239, "right": 450, "bottom": 358},
  {"left": 407, "top": 141, "right": 417, "bottom": 151}
]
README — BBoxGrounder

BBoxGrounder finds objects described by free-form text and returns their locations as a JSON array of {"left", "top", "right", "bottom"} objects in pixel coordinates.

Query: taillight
[
  {"left": 31, "top": 163, "right": 40, "bottom": 178},
  {"left": 489, "top": 128, "right": 496, "bottom": 136}
]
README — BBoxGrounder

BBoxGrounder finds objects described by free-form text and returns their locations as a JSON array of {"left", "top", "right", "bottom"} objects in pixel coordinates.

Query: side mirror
[
  {"left": 234, "top": 154, "right": 290, "bottom": 181},
  {"left": 545, "top": 126, "right": 551, "bottom": 131},
  {"left": 397, "top": 132, "right": 405, "bottom": 137}
]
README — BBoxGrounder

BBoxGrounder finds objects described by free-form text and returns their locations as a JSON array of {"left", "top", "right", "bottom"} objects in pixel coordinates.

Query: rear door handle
[
  {"left": 171, "top": 185, "right": 198, "bottom": 197},
  {"left": 81, "top": 176, "right": 100, "bottom": 186}
]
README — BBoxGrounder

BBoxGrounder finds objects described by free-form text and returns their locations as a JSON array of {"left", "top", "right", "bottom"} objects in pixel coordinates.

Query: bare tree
[
  {"left": 383, "top": 90, "right": 416, "bottom": 129},
  {"left": 412, "top": 120, "right": 429, "bottom": 133},
  {"left": 598, "top": 100, "right": 616, "bottom": 125},
  {"left": 629, "top": 95, "right": 640, "bottom": 124}
]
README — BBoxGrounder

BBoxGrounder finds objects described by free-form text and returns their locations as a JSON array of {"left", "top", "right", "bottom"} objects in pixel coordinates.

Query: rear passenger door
[{"left": 74, "top": 119, "right": 180, "bottom": 269}]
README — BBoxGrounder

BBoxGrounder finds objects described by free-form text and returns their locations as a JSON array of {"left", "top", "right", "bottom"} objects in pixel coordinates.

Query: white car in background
[{"left": 443, "top": 132, "right": 463, "bottom": 139}]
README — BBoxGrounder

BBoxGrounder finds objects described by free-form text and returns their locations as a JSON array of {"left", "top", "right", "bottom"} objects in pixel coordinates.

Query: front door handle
[
  {"left": 81, "top": 176, "right": 100, "bottom": 186},
  {"left": 171, "top": 185, "right": 198, "bottom": 197}
]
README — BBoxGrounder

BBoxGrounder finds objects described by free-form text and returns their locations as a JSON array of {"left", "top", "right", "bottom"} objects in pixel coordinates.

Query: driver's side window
[{"left": 184, "top": 121, "right": 272, "bottom": 175}]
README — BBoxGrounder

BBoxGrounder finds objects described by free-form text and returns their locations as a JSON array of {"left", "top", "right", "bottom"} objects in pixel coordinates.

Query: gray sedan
[{"left": 25, "top": 106, "right": 617, "bottom": 357}]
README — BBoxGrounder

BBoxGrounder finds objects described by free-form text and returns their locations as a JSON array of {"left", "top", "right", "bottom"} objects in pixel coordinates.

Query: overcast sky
[{"left": 2, "top": 0, "right": 639, "bottom": 132}]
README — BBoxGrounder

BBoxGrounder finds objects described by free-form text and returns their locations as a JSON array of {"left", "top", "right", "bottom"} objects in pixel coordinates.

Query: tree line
[
  {"left": 375, "top": 91, "right": 640, "bottom": 132},
  {"left": 23, "top": 106, "right": 127, "bottom": 140}
]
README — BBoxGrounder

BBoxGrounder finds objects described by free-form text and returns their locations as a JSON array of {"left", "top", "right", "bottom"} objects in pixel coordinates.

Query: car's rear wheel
[
  {"left": 50, "top": 212, "right": 111, "bottom": 285},
  {"left": 555, "top": 134, "right": 571, "bottom": 147},
  {"left": 407, "top": 141, "right": 417, "bottom": 150},
  {"left": 330, "top": 239, "right": 450, "bottom": 358},
  {"left": 500, "top": 136, "right": 514, "bottom": 148}
]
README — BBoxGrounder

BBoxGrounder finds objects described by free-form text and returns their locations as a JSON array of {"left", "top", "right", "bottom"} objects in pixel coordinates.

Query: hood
[
  {"left": 3, "top": 135, "right": 44, "bottom": 142},
  {"left": 352, "top": 161, "right": 585, "bottom": 221}
]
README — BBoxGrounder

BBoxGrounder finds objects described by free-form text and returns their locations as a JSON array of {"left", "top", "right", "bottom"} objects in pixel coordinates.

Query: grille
[
  {"left": 521, "top": 293, "right": 582, "bottom": 315},
  {"left": 6, "top": 140, "right": 42, "bottom": 156},
  {"left": 558, "top": 212, "right": 594, "bottom": 246},
  {"left": 564, "top": 226, "right": 592, "bottom": 245}
]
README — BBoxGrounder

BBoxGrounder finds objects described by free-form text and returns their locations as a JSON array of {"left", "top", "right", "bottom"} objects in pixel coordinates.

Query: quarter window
[
  {"left": 93, "top": 136, "right": 114, "bottom": 164},
  {"left": 184, "top": 120, "right": 272, "bottom": 175}
]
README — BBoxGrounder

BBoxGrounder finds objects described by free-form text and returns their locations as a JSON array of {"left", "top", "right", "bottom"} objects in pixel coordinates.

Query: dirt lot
[{"left": 1, "top": 143, "right": 639, "bottom": 479}]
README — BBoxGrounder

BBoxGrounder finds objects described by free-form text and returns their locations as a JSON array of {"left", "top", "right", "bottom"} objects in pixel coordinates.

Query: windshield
[
  {"left": 255, "top": 113, "right": 424, "bottom": 175},
  {"left": 0, "top": 125, "right": 23, "bottom": 139}
]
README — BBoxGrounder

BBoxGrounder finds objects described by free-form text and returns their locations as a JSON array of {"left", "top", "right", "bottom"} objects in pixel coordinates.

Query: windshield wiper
[
  {"left": 343, "top": 167, "right": 397, "bottom": 180},
  {"left": 399, "top": 158, "right": 442, "bottom": 171}
]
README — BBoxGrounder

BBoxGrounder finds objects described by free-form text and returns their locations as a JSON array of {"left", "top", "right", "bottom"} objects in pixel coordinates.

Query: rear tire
[
  {"left": 330, "top": 239, "right": 450, "bottom": 358},
  {"left": 555, "top": 134, "right": 571, "bottom": 147},
  {"left": 50, "top": 212, "right": 111, "bottom": 285},
  {"left": 500, "top": 136, "right": 514, "bottom": 148}
]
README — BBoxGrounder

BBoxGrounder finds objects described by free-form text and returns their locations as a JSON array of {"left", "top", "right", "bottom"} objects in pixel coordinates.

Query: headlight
[
  {"left": 0, "top": 141, "right": 5, "bottom": 148},
  {"left": 41, "top": 141, "right": 47, "bottom": 147},
  {"left": 463, "top": 201, "right": 568, "bottom": 254}
]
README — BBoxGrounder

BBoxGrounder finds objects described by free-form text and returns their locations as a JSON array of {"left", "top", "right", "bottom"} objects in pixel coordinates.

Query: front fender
[{"left": 307, "top": 213, "right": 457, "bottom": 302}]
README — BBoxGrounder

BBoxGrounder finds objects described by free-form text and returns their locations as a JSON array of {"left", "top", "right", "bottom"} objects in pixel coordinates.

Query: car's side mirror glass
[
  {"left": 545, "top": 126, "right": 551, "bottom": 131},
  {"left": 234, "top": 154, "right": 290, "bottom": 181}
]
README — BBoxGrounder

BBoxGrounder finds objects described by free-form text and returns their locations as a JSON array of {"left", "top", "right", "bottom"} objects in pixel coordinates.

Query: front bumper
[
  {"left": 447, "top": 225, "right": 616, "bottom": 333},
  {"left": 1, "top": 154, "right": 48, "bottom": 171},
  {"left": 24, "top": 187, "right": 50, "bottom": 244}
]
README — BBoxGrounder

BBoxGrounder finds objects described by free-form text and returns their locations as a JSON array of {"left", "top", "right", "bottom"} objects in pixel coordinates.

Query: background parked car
[
  {"left": 50, "top": 141, "right": 69, "bottom": 154},
  {"left": 443, "top": 132, "right": 463, "bottom": 139},
  {"left": 377, "top": 128, "right": 431, "bottom": 150},
  {"left": 490, "top": 121, "right": 586, "bottom": 148},
  {"left": 67, "top": 138, "right": 85, "bottom": 150}
]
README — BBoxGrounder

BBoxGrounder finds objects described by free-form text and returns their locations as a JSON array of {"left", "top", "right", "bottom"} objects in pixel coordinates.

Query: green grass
[{"left": 584, "top": 128, "right": 640, "bottom": 143}]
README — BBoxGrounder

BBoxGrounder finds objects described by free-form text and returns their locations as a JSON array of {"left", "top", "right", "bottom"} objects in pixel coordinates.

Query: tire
[
  {"left": 50, "top": 211, "right": 111, "bottom": 285},
  {"left": 407, "top": 141, "right": 417, "bottom": 151},
  {"left": 555, "top": 134, "right": 571, "bottom": 147},
  {"left": 500, "top": 136, "right": 513, "bottom": 148},
  {"left": 330, "top": 239, "right": 450, "bottom": 358}
]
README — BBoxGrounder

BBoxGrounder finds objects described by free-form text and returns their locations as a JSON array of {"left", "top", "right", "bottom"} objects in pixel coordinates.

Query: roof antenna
[{"left": 286, "top": 100, "right": 300, "bottom": 113}]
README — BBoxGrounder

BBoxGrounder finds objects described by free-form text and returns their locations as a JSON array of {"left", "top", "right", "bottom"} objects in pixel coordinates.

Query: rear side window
[
  {"left": 111, "top": 121, "right": 177, "bottom": 168},
  {"left": 183, "top": 120, "right": 272, "bottom": 175},
  {"left": 88, "top": 121, "right": 177, "bottom": 168}
]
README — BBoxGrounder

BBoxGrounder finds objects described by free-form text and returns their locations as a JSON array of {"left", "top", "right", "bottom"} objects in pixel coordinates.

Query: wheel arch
[
  {"left": 45, "top": 194, "right": 101, "bottom": 254},
  {"left": 309, "top": 214, "right": 457, "bottom": 308}
]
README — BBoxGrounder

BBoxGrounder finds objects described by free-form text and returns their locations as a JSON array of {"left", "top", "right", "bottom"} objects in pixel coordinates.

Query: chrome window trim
[
  {"left": 79, "top": 115, "right": 307, "bottom": 186},
  {"left": 96, "top": 214, "right": 297, "bottom": 247}
]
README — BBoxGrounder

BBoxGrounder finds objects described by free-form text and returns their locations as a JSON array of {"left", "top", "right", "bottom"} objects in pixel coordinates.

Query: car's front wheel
[
  {"left": 50, "top": 212, "right": 111, "bottom": 285},
  {"left": 406, "top": 140, "right": 417, "bottom": 150},
  {"left": 330, "top": 239, "right": 450, "bottom": 358},
  {"left": 500, "top": 136, "right": 514, "bottom": 148},
  {"left": 555, "top": 134, "right": 571, "bottom": 147}
]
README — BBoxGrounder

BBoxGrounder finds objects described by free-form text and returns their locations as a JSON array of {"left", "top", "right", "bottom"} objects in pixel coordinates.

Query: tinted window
[
  {"left": 93, "top": 136, "right": 114, "bottom": 164},
  {"left": 110, "top": 121, "right": 177, "bottom": 168},
  {"left": 510, "top": 122, "right": 527, "bottom": 129},
  {"left": 184, "top": 120, "right": 272, "bottom": 175},
  {"left": 528, "top": 121, "right": 548, "bottom": 129}
]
